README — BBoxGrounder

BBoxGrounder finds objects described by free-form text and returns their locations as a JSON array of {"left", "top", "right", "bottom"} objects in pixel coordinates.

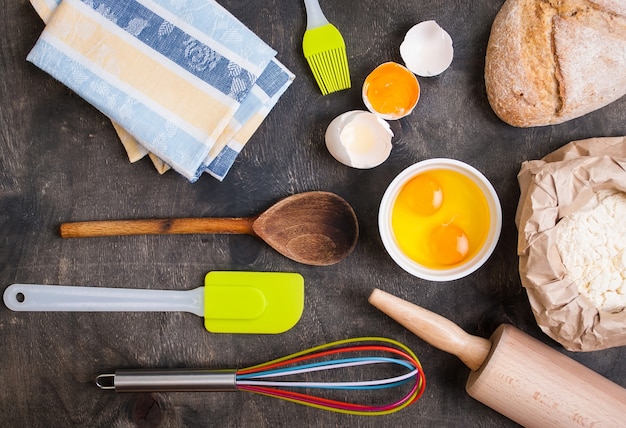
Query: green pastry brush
[{"left": 302, "top": 0, "right": 351, "bottom": 95}]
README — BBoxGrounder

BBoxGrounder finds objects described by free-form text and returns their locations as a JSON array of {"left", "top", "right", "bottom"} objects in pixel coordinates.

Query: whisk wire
[
  {"left": 237, "top": 356, "right": 415, "bottom": 380},
  {"left": 237, "top": 372, "right": 418, "bottom": 390},
  {"left": 235, "top": 337, "right": 426, "bottom": 415}
]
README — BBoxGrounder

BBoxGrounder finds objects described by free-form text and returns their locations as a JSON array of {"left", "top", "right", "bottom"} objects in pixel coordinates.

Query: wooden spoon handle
[
  {"left": 59, "top": 218, "right": 257, "bottom": 238},
  {"left": 369, "top": 289, "right": 491, "bottom": 371}
]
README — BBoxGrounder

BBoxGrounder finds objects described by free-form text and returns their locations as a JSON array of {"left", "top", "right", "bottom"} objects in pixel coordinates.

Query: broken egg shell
[
  {"left": 400, "top": 20, "right": 453, "bottom": 77},
  {"left": 362, "top": 62, "right": 420, "bottom": 121},
  {"left": 325, "top": 110, "right": 394, "bottom": 169}
]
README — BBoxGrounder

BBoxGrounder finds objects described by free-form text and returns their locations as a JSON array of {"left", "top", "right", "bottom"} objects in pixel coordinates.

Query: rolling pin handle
[{"left": 369, "top": 288, "right": 491, "bottom": 371}]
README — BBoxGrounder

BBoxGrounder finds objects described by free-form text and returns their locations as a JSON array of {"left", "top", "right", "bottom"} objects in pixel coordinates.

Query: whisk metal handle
[{"left": 96, "top": 369, "right": 238, "bottom": 392}]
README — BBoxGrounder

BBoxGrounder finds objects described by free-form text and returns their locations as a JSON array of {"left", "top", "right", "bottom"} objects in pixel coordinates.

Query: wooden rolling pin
[{"left": 369, "top": 289, "right": 626, "bottom": 427}]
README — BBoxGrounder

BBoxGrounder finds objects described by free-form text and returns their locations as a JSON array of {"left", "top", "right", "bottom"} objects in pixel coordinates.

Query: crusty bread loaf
[{"left": 485, "top": 0, "right": 626, "bottom": 127}]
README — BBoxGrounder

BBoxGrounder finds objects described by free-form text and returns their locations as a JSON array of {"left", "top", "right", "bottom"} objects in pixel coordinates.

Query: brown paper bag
[{"left": 516, "top": 136, "right": 626, "bottom": 351}]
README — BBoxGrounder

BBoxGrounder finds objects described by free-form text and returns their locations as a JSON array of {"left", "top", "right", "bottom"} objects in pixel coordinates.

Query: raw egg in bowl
[{"left": 379, "top": 159, "right": 502, "bottom": 281}]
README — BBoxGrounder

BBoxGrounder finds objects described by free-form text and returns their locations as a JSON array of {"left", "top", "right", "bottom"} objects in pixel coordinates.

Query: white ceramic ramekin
[{"left": 379, "top": 158, "right": 502, "bottom": 281}]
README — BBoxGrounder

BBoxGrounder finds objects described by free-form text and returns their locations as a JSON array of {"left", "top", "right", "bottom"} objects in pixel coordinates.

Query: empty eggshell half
[
  {"left": 400, "top": 20, "right": 453, "bottom": 77},
  {"left": 325, "top": 110, "right": 393, "bottom": 169}
]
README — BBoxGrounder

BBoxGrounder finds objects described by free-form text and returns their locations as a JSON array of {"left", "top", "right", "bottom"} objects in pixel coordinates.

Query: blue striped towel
[{"left": 27, "top": 0, "right": 294, "bottom": 181}]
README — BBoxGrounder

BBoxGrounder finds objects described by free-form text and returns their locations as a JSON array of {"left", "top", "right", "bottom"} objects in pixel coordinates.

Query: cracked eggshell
[
  {"left": 362, "top": 62, "right": 420, "bottom": 120},
  {"left": 400, "top": 20, "right": 453, "bottom": 77},
  {"left": 325, "top": 110, "right": 393, "bottom": 169}
]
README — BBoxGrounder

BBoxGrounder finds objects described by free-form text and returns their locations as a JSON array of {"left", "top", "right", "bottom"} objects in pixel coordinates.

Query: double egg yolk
[{"left": 391, "top": 169, "right": 490, "bottom": 269}]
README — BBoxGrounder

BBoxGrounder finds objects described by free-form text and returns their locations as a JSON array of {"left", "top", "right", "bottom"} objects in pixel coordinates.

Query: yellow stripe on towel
[
  {"left": 45, "top": 0, "right": 235, "bottom": 141},
  {"left": 30, "top": 0, "right": 56, "bottom": 22}
]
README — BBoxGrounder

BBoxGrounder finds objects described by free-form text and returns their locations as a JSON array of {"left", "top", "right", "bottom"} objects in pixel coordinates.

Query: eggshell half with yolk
[{"left": 362, "top": 62, "right": 420, "bottom": 120}]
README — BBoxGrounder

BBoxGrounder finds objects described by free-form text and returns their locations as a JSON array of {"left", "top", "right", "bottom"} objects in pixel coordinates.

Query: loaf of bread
[{"left": 485, "top": 0, "right": 626, "bottom": 127}]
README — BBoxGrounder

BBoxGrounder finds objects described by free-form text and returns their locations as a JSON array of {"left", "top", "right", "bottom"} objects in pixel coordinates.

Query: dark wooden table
[{"left": 2, "top": 0, "right": 625, "bottom": 426}]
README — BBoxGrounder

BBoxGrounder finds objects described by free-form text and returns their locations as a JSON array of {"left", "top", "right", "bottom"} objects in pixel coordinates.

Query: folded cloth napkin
[{"left": 28, "top": 0, "right": 294, "bottom": 181}]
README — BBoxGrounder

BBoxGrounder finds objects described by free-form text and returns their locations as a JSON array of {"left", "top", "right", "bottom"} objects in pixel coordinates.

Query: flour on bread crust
[{"left": 485, "top": 0, "right": 626, "bottom": 127}]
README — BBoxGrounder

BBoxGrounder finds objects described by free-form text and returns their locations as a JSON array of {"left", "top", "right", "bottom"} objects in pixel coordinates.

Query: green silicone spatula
[{"left": 3, "top": 271, "right": 304, "bottom": 334}]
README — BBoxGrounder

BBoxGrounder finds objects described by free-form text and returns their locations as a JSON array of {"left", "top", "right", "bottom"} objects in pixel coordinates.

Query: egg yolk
[
  {"left": 429, "top": 224, "right": 470, "bottom": 265},
  {"left": 363, "top": 62, "right": 420, "bottom": 119},
  {"left": 401, "top": 174, "right": 443, "bottom": 216},
  {"left": 391, "top": 169, "right": 491, "bottom": 270}
]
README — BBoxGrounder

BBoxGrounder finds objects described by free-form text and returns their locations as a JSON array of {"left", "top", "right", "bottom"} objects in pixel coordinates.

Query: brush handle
[
  {"left": 303, "top": 0, "right": 329, "bottom": 29},
  {"left": 59, "top": 218, "right": 256, "bottom": 238},
  {"left": 3, "top": 284, "right": 205, "bottom": 316},
  {"left": 369, "top": 289, "right": 491, "bottom": 371}
]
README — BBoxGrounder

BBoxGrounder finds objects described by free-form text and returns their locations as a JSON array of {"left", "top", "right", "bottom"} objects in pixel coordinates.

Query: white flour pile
[{"left": 555, "top": 190, "right": 626, "bottom": 313}]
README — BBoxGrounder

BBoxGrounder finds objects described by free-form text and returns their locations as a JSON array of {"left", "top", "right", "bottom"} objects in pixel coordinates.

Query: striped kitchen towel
[{"left": 27, "top": 0, "right": 294, "bottom": 181}]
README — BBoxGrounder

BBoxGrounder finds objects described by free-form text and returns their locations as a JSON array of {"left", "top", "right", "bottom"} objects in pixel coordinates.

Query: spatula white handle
[
  {"left": 303, "top": 0, "right": 329, "bottom": 29},
  {"left": 3, "top": 284, "right": 204, "bottom": 316}
]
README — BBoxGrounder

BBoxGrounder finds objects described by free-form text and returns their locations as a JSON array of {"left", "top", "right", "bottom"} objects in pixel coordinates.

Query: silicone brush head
[{"left": 302, "top": 23, "right": 351, "bottom": 95}]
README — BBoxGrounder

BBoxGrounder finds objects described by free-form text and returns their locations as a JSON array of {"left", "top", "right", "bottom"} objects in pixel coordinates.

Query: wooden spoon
[{"left": 59, "top": 191, "right": 359, "bottom": 266}]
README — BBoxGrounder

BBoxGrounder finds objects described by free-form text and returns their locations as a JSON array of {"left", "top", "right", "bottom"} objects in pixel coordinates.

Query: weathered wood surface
[{"left": 1, "top": 1, "right": 625, "bottom": 427}]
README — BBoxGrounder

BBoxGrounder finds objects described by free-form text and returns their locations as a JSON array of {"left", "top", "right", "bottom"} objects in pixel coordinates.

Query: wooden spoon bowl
[{"left": 252, "top": 191, "right": 359, "bottom": 266}]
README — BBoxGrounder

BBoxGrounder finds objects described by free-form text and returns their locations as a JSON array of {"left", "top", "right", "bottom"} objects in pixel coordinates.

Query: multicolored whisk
[{"left": 96, "top": 337, "right": 426, "bottom": 416}]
